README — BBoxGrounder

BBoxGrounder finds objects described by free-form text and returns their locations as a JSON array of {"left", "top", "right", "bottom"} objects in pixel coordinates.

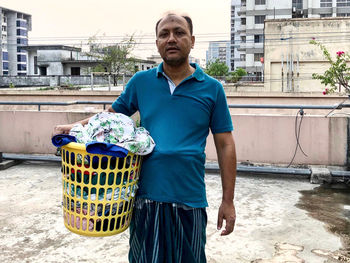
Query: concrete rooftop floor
[{"left": 0, "top": 162, "right": 349, "bottom": 263}]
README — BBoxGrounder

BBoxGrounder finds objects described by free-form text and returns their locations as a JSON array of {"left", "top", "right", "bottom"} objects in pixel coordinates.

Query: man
[{"left": 54, "top": 12, "right": 236, "bottom": 263}]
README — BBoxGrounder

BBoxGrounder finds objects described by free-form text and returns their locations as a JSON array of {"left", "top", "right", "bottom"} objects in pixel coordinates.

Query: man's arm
[
  {"left": 213, "top": 131, "right": 237, "bottom": 236},
  {"left": 52, "top": 106, "right": 116, "bottom": 136}
]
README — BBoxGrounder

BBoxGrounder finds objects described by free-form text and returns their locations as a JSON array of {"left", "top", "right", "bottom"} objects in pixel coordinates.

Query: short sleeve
[
  {"left": 209, "top": 84, "right": 233, "bottom": 134},
  {"left": 112, "top": 75, "right": 139, "bottom": 116}
]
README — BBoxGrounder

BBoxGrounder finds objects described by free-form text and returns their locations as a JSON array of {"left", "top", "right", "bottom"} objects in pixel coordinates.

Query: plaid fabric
[{"left": 129, "top": 199, "right": 207, "bottom": 263}]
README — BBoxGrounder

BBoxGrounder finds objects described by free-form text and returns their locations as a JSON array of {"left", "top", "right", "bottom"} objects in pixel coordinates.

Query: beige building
[{"left": 264, "top": 17, "right": 350, "bottom": 93}]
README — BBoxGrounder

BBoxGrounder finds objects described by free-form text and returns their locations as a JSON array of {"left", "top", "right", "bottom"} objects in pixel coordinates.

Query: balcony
[
  {"left": 235, "top": 60, "right": 246, "bottom": 68},
  {"left": 237, "top": 6, "right": 246, "bottom": 16},
  {"left": 237, "top": 25, "right": 246, "bottom": 32}
]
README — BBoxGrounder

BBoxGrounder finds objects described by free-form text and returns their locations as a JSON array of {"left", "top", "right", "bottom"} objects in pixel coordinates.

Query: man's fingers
[
  {"left": 220, "top": 217, "right": 236, "bottom": 236},
  {"left": 217, "top": 211, "right": 223, "bottom": 230},
  {"left": 53, "top": 125, "right": 72, "bottom": 136}
]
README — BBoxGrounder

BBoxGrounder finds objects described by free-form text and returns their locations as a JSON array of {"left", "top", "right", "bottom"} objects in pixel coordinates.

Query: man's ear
[
  {"left": 191, "top": 36, "right": 195, "bottom": 49},
  {"left": 156, "top": 39, "right": 159, "bottom": 52}
]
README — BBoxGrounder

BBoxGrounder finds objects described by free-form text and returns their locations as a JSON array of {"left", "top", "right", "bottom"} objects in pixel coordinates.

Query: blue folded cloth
[
  {"left": 86, "top": 142, "right": 128, "bottom": 158},
  {"left": 51, "top": 134, "right": 77, "bottom": 147}
]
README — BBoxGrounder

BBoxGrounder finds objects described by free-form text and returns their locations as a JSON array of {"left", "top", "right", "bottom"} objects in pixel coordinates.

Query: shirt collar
[{"left": 156, "top": 62, "right": 205, "bottom": 82}]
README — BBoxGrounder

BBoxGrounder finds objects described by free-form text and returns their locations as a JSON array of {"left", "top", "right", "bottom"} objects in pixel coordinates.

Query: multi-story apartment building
[
  {"left": 231, "top": 0, "right": 350, "bottom": 79},
  {"left": 0, "top": 7, "right": 31, "bottom": 76},
  {"left": 206, "top": 41, "right": 231, "bottom": 70}
]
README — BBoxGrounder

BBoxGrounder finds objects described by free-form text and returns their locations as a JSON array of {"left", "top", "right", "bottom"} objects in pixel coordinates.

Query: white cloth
[{"left": 69, "top": 112, "right": 155, "bottom": 156}]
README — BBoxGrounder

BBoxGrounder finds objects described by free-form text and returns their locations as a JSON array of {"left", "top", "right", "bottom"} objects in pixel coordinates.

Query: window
[
  {"left": 39, "top": 66, "right": 47, "bottom": 76},
  {"left": 17, "top": 29, "right": 27, "bottom": 36},
  {"left": 17, "top": 38, "right": 28, "bottom": 45},
  {"left": 240, "top": 54, "right": 246, "bottom": 61},
  {"left": 2, "top": 52, "right": 8, "bottom": 61},
  {"left": 292, "top": 0, "right": 303, "bottom": 9},
  {"left": 254, "top": 53, "right": 263, "bottom": 62},
  {"left": 241, "top": 18, "right": 246, "bottom": 25},
  {"left": 320, "top": 13, "right": 332, "bottom": 17},
  {"left": 16, "top": 20, "right": 27, "bottom": 27},
  {"left": 71, "top": 67, "right": 80, "bottom": 76},
  {"left": 34, "top": 56, "right": 38, "bottom": 74},
  {"left": 17, "top": 64, "right": 27, "bottom": 71},
  {"left": 241, "top": 36, "right": 246, "bottom": 43},
  {"left": 255, "top": 0, "right": 266, "bottom": 5},
  {"left": 17, "top": 13, "right": 24, "bottom": 19},
  {"left": 17, "top": 47, "right": 25, "bottom": 53},
  {"left": 255, "top": 15, "right": 265, "bottom": 24},
  {"left": 254, "top": 35, "right": 264, "bottom": 43},
  {"left": 3, "top": 62, "right": 9, "bottom": 70},
  {"left": 2, "top": 16, "right": 7, "bottom": 23},
  {"left": 17, "top": 54, "right": 26, "bottom": 62},
  {"left": 3, "top": 71, "right": 8, "bottom": 75},
  {"left": 337, "top": 0, "right": 350, "bottom": 7},
  {"left": 241, "top": 0, "right": 246, "bottom": 6},
  {"left": 2, "top": 25, "right": 6, "bottom": 32},
  {"left": 337, "top": 12, "right": 350, "bottom": 16},
  {"left": 321, "top": 0, "right": 332, "bottom": 7},
  {"left": 231, "top": 6, "right": 235, "bottom": 18},
  {"left": 18, "top": 72, "right": 26, "bottom": 76}
]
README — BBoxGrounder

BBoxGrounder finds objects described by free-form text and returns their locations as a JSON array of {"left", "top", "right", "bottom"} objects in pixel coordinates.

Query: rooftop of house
[
  {"left": 0, "top": 162, "right": 348, "bottom": 262},
  {"left": 22, "top": 45, "right": 82, "bottom": 52}
]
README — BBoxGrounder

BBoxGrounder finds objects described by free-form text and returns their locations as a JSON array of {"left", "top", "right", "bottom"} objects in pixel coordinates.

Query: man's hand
[
  {"left": 52, "top": 124, "right": 74, "bottom": 137},
  {"left": 217, "top": 200, "right": 236, "bottom": 236}
]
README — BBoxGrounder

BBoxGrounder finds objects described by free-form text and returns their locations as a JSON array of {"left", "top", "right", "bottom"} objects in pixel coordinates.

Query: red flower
[
  {"left": 323, "top": 91, "right": 326, "bottom": 95},
  {"left": 336, "top": 51, "right": 345, "bottom": 57}
]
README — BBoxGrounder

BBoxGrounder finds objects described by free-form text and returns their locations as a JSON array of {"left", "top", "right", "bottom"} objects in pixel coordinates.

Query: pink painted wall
[
  {"left": 0, "top": 111, "right": 92, "bottom": 154},
  {"left": 0, "top": 111, "right": 347, "bottom": 166},
  {"left": 206, "top": 115, "right": 347, "bottom": 166}
]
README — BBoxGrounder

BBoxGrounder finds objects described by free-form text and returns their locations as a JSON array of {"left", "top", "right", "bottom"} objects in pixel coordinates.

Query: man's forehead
[{"left": 158, "top": 15, "right": 188, "bottom": 29}]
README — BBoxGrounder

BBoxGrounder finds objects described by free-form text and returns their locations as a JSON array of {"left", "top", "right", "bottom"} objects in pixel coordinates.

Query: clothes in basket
[{"left": 69, "top": 112, "right": 155, "bottom": 156}]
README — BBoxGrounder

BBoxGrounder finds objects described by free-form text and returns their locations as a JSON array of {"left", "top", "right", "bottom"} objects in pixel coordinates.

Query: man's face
[{"left": 156, "top": 15, "right": 195, "bottom": 67}]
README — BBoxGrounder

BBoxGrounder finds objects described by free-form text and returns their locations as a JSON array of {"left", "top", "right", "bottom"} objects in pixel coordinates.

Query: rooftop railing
[{"left": 0, "top": 100, "right": 349, "bottom": 112}]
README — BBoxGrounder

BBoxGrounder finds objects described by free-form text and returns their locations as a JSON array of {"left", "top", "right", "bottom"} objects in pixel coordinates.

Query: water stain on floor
[
  {"left": 251, "top": 242, "right": 305, "bottom": 263},
  {"left": 296, "top": 184, "right": 350, "bottom": 262}
]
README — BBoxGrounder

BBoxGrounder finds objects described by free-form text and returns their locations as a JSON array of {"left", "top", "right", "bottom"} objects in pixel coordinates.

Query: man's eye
[
  {"left": 159, "top": 33, "right": 168, "bottom": 38},
  {"left": 176, "top": 31, "right": 185, "bottom": 36}
]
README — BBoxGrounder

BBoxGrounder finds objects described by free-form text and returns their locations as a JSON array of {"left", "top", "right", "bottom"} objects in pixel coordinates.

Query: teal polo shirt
[{"left": 112, "top": 63, "right": 233, "bottom": 207}]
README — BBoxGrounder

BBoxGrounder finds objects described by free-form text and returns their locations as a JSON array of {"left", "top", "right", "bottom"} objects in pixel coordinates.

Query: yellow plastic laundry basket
[{"left": 60, "top": 142, "right": 142, "bottom": 237}]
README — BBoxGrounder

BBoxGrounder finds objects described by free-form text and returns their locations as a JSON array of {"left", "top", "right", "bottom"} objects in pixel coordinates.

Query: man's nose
[{"left": 167, "top": 32, "right": 176, "bottom": 43}]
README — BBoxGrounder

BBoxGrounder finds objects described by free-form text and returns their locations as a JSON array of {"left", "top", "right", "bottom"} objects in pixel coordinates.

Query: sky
[{"left": 1, "top": 0, "right": 231, "bottom": 62}]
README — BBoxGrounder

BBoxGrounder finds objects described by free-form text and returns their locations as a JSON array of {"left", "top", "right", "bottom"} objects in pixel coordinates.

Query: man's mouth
[{"left": 166, "top": 47, "right": 180, "bottom": 52}]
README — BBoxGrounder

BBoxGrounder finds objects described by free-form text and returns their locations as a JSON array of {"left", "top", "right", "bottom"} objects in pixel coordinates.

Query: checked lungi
[{"left": 129, "top": 198, "right": 207, "bottom": 263}]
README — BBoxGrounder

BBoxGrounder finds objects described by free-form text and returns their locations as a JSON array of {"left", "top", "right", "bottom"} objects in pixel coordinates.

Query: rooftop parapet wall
[
  {"left": 0, "top": 75, "right": 129, "bottom": 88},
  {"left": 0, "top": 111, "right": 347, "bottom": 166}
]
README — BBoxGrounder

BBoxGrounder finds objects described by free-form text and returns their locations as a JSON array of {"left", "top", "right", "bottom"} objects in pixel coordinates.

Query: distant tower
[
  {"left": 206, "top": 41, "right": 231, "bottom": 70},
  {"left": 0, "top": 6, "right": 32, "bottom": 76}
]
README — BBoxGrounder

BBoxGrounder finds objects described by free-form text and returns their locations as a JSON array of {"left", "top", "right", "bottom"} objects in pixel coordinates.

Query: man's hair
[{"left": 155, "top": 13, "right": 193, "bottom": 36}]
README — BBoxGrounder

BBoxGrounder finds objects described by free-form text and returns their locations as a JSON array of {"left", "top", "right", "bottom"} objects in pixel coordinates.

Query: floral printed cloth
[{"left": 69, "top": 112, "right": 155, "bottom": 156}]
